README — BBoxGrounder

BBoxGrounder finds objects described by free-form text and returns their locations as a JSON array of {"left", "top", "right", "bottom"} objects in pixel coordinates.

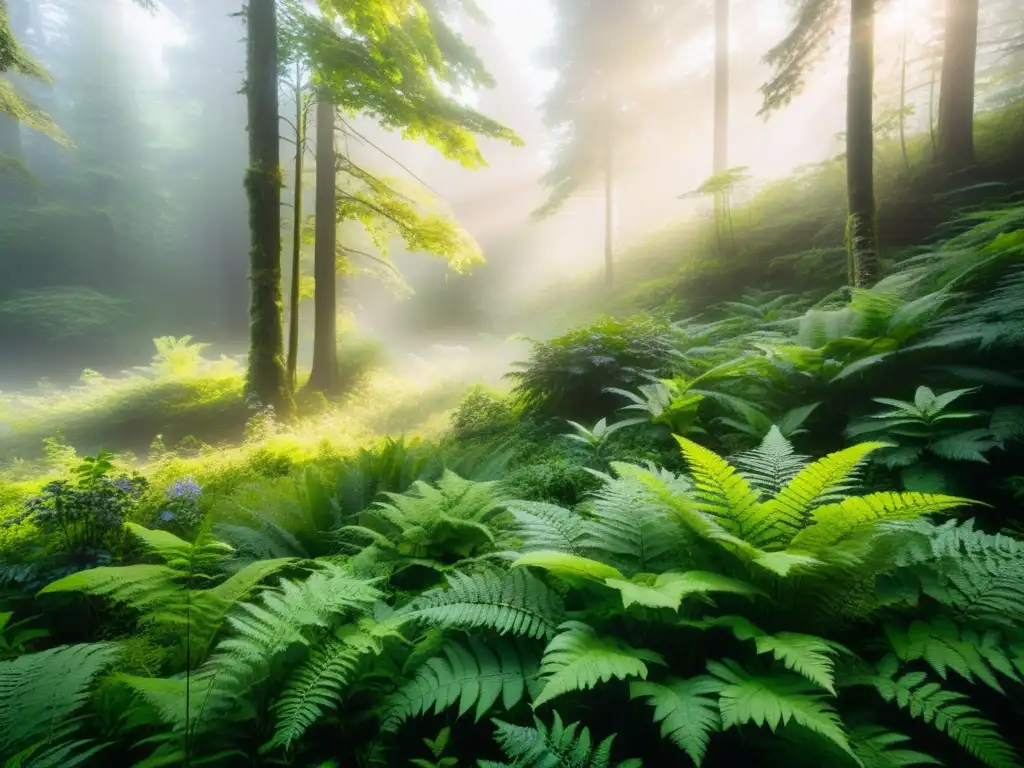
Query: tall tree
[
  {"left": 286, "top": 0, "right": 520, "bottom": 392},
  {"left": 846, "top": 0, "right": 877, "bottom": 287},
  {"left": 713, "top": 0, "right": 730, "bottom": 176},
  {"left": 936, "top": 0, "right": 980, "bottom": 169},
  {"left": 761, "top": 0, "right": 879, "bottom": 287},
  {"left": 244, "top": 0, "right": 290, "bottom": 415},
  {"left": 282, "top": 59, "right": 313, "bottom": 388},
  {"left": 534, "top": 0, "right": 681, "bottom": 288},
  {"left": 306, "top": 93, "right": 337, "bottom": 392}
]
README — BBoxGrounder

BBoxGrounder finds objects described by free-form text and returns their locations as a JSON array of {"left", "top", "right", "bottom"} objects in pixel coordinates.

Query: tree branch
[{"left": 336, "top": 115, "right": 447, "bottom": 200}]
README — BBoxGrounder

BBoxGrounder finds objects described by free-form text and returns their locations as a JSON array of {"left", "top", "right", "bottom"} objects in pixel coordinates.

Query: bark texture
[
  {"left": 936, "top": 0, "right": 979, "bottom": 170},
  {"left": 845, "top": 0, "right": 878, "bottom": 288},
  {"left": 244, "top": 0, "right": 291, "bottom": 415},
  {"left": 306, "top": 94, "right": 339, "bottom": 393}
]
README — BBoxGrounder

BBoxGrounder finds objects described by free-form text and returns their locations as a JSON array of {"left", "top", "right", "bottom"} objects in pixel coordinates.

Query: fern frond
[
  {"left": 194, "top": 564, "right": 382, "bottom": 723},
  {"left": 38, "top": 564, "right": 179, "bottom": 612},
  {"left": 504, "top": 500, "right": 588, "bottom": 555},
  {"left": 789, "top": 492, "right": 971, "bottom": 551},
  {"left": 407, "top": 569, "right": 565, "bottom": 640},
  {"left": 848, "top": 724, "right": 941, "bottom": 767},
  {"left": 580, "top": 465, "right": 688, "bottom": 575},
  {"left": 674, "top": 435, "right": 761, "bottom": 528},
  {"left": 270, "top": 617, "right": 403, "bottom": 750},
  {"left": 707, "top": 659, "right": 856, "bottom": 760},
  {"left": 754, "top": 632, "right": 850, "bottom": 694},
  {"left": 872, "top": 658, "right": 1017, "bottom": 768},
  {"left": 0, "top": 643, "right": 121, "bottom": 760},
  {"left": 485, "top": 712, "right": 642, "bottom": 768},
  {"left": 514, "top": 551, "right": 624, "bottom": 582},
  {"left": 532, "top": 621, "right": 663, "bottom": 708},
  {"left": 732, "top": 426, "right": 810, "bottom": 497},
  {"left": 604, "top": 571, "right": 762, "bottom": 612},
  {"left": 885, "top": 616, "right": 1019, "bottom": 693},
  {"left": 756, "top": 442, "right": 886, "bottom": 546},
  {"left": 630, "top": 677, "right": 722, "bottom": 766},
  {"left": 887, "top": 519, "right": 1024, "bottom": 627},
  {"left": 384, "top": 636, "right": 540, "bottom": 731}
]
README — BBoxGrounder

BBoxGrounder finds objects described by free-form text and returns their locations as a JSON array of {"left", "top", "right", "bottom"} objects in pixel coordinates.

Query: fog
[{"left": 0, "top": 0, "right": 1018, "bottom": 388}]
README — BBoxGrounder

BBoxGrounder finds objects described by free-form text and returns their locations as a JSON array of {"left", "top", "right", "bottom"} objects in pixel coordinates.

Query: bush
[
  {"left": 450, "top": 385, "right": 515, "bottom": 442},
  {"left": 505, "top": 315, "right": 677, "bottom": 421}
]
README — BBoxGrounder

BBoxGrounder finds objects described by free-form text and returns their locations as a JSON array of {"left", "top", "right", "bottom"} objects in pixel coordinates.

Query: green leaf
[
  {"left": 630, "top": 677, "right": 723, "bottom": 765},
  {"left": 532, "top": 622, "right": 664, "bottom": 708},
  {"left": 604, "top": 571, "right": 761, "bottom": 611},
  {"left": 513, "top": 551, "right": 625, "bottom": 582},
  {"left": 754, "top": 632, "right": 851, "bottom": 694}
]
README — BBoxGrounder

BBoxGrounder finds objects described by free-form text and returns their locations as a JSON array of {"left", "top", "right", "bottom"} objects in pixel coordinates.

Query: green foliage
[
  {"left": 481, "top": 712, "right": 642, "bottom": 768},
  {"left": 0, "top": 643, "right": 121, "bottom": 764},
  {"left": 507, "top": 316, "right": 678, "bottom": 420},
  {"left": 847, "top": 386, "right": 1022, "bottom": 491},
  {"left": 0, "top": 287, "right": 128, "bottom": 340}
]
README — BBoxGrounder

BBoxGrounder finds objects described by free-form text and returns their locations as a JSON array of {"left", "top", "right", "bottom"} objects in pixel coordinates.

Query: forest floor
[{"left": 2, "top": 105, "right": 1024, "bottom": 767}]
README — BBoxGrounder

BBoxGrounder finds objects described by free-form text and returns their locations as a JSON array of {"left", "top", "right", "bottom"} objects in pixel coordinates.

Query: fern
[
  {"left": 871, "top": 657, "right": 1018, "bottom": 768},
  {"left": 754, "top": 442, "right": 884, "bottom": 545},
  {"left": 481, "top": 712, "right": 642, "bottom": 767},
  {"left": 270, "top": 617, "right": 405, "bottom": 750},
  {"left": 0, "top": 643, "right": 121, "bottom": 762},
  {"left": 189, "top": 563, "right": 382, "bottom": 726},
  {"left": 578, "top": 463, "right": 688, "bottom": 574},
  {"left": 383, "top": 635, "right": 540, "bottom": 730},
  {"left": 532, "top": 621, "right": 664, "bottom": 707},
  {"left": 848, "top": 724, "right": 940, "bottom": 767},
  {"left": 504, "top": 500, "right": 588, "bottom": 556},
  {"left": 886, "top": 518, "right": 1024, "bottom": 627},
  {"left": 753, "top": 632, "right": 850, "bottom": 694},
  {"left": 884, "top": 616, "right": 1019, "bottom": 693},
  {"left": 630, "top": 677, "right": 721, "bottom": 766},
  {"left": 406, "top": 569, "right": 566, "bottom": 640},
  {"left": 707, "top": 659, "right": 856, "bottom": 760},
  {"left": 788, "top": 492, "right": 971, "bottom": 552},
  {"left": 732, "top": 426, "right": 810, "bottom": 497}
]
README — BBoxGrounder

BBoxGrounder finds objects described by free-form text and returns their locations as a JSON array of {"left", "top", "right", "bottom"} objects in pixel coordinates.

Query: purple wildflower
[{"left": 166, "top": 477, "right": 202, "bottom": 500}]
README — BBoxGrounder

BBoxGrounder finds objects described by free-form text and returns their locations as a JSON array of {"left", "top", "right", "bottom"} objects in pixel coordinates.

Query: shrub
[
  {"left": 450, "top": 385, "right": 515, "bottom": 442},
  {"left": 506, "top": 315, "right": 677, "bottom": 421}
]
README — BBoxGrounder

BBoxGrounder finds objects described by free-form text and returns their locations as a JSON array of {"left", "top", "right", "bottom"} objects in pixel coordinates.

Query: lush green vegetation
[
  {"left": 3, "top": 0, "right": 1024, "bottom": 766},
  {"left": 3, "top": 193, "right": 1024, "bottom": 766}
]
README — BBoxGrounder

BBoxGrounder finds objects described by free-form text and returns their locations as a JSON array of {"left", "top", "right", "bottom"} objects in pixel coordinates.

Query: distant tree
[
  {"left": 534, "top": 0, "right": 680, "bottom": 288},
  {"left": 243, "top": 0, "right": 291, "bottom": 415},
  {"left": 936, "top": 0, "right": 980, "bottom": 170},
  {"left": 279, "top": 54, "right": 314, "bottom": 389},
  {"left": 713, "top": 0, "right": 730, "bottom": 177},
  {"left": 307, "top": 93, "right": 337, "bottom": 392},
  {"left": 761, "top": 0, "right": 879, "bottom": 287}
]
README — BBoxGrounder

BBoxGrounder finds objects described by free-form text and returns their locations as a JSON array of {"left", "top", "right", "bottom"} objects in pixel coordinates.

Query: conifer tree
[
  {"left": 761, "top": 0, "right": 879, "bottom": 287},
  {"left": 244, "top": 0, "right": 292, "bottom": 416},
  {"left": 535, "top": 0, "right": 680, "bottom": 288},
  {"left": 936, "top": 0, "right": 980, "bottom": 170}
]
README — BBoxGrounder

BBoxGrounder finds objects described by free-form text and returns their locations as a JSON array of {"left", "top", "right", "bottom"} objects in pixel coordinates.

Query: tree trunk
[
  {"left": 845, "top": 0, "right": 878, "bottom": 288},
  {"left": 936, "top": 0, "right": 979, "bottom": 169},
  {"left": 286, "top": 67, "right": 304, "bottom": 389},
  {"left": 306, "top": 95, "right": 339, "bottom": 392},
  {"left": 603, "top": 134, "right": 614, "bottom": 289},
  {"left": 243, "top": 0, "right": 291, "bottom": 415},
  {"left": 713, "top": 0, "right": 729, "bottom": 176}
]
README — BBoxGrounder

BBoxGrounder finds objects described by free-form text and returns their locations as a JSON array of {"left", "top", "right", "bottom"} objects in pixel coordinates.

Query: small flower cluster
[
  {"left": 159, "top": 476, "right": 204, "bottom": 528},
  {"left": 24, "top": 472, "right": 148, "bottom": 550}
]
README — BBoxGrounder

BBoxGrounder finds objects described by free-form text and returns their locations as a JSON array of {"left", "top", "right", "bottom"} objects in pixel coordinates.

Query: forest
[{"left": 1, "top": 0, "right": 1024, "bottom": 765}]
